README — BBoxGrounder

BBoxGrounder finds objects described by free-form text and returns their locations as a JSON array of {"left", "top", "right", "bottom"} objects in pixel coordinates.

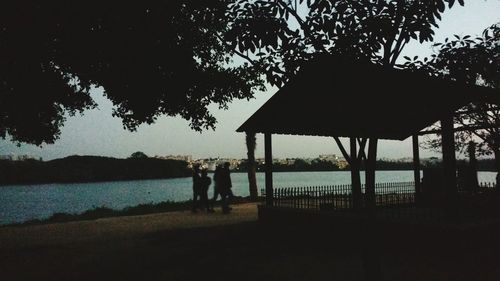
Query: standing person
[
  {"left": 191, "top": 165, "right": 201, "bottom": 213},
  {"left": 199, "top": 169, "right": 213, "bottom": 213},
  {"left": 224, "top": 162, "right": 234, "bottom": 199},
  {"left": 211, "top": 164, "right": 222, "bottom": 210},
  {"left": 220, "top": 162, "right": 233, "bottom": 214}
]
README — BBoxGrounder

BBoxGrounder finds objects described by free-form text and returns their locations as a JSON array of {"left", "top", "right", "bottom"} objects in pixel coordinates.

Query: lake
[{"left": 0, "top": 171, "right": 497, "bottom": 225}]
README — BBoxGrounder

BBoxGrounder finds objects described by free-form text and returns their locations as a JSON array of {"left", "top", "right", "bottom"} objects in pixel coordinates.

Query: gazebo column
[
  {"left": 264, "top": 133, "right": 273, "bottom": 206},
  {"left": 365, "top": 138, "right": 378, "bottom": 209},
  {"left": 441, "top": 115, "right": 457, "bottom": 200},
  {"left": 350, "top": 137, "right": 362, "bottom": 209},
  {"left": 412, "top": 134, "right": 421, "bottom": 196}
]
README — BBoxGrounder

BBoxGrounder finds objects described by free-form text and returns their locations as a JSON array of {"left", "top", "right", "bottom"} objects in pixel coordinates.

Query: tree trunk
[
  {"left": 350, "top": 138, "right": 362, "bottom": 209},
  {"left": 441, "top": 116, "right": 457, "bottom": 199},
  {"left": 365, "top": 138, "right": 378, "bottom": 209},
  {"left": 362, "top": 139, "right": 382, "bottom": 281},
  {"left": 467, "top": 141, "right": 479, "bottom": 192},
  {"left": 246, "top": 132, "right": 258, "bottom": 201},
  {"left": 494, "top": 148, "right": 500, "bottom": 190}
]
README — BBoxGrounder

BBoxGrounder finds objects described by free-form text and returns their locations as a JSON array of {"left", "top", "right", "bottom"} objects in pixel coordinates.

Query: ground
[{"left": 1, "top": 203, "right": 500, "bottom": 281}]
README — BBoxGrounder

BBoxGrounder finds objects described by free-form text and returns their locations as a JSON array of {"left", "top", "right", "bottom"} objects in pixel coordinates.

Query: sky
[{"left": 1, "top": 1, "right": 499, "bottom": 161}]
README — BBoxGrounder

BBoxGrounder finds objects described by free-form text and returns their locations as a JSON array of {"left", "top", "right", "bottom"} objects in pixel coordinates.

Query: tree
[
  {"left": 409, "top": 24, "right": 500, "bottom": 187},
  {"left": 227, "top": 0, "right": 463, "bottom": 208},
  {"left": 0, "top": 1, "right": 264, "bottom": 146},
  {"left": 226, "top": 0, "right": 462, "bottom": 86},
  {"left": 246, "top": 132, "right": 259, "bottom": 200},
  {"left": 129, "top": 151, "right": 149, "bottom": 159}
]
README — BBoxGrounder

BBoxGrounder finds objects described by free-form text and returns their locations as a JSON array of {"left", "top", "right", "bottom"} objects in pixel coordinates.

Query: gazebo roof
[{"left": 237, "top": 55, "right": 499, "bottom": 140}]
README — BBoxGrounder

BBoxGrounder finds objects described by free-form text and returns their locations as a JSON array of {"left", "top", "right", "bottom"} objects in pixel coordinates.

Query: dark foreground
[{"left": 2, "top": 212, "right": 500, "bottom": 281}]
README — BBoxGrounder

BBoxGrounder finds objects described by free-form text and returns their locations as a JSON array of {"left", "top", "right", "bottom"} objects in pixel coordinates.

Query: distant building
[
  {"left": 336, "top": 158, "right": 349, "bottom": 169},
  {"left": 218, "top": 158, "right": 242, "bottom": 170},
  {"left": 0, "top": 154, "right": 38, "bottom": 161},
  {"left": 395, "top": 157, "right": 413, "bottom": 163},
  {"left": 256, "top": 158, "right": 265, "bottom": 165},
  {"left": 0, "top": 155, "right": 13, "bottom": 160},
  {"left": 318, "top": 154, "right": 339, "bottom": 163},
  {"left": 278, "top": 158, "right": 296, "bottom": 165},
  {"left": 205, "top": 160, "right": 217, "bottom": 171},
  {"left": 188, "top": 158, "right": 242, "bottom": 171},
  {"left": 156, "top": 155, "right": 192, "bottom": 162}
]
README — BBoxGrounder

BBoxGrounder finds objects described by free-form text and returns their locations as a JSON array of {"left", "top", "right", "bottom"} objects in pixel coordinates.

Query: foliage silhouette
[
  {"left": 0, "top": 1, "right": 264, "bottom": 145},
  {"left": 129, "top": 151, "right": 149, "bottom": 159},
  {"left": 226, "top": 0, "right": 463, "bottom": 87},
  {"left": 408, "top": 24, "right": 500, "bottom": 184}
]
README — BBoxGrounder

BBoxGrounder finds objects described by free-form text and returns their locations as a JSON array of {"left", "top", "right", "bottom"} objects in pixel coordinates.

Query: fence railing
[
  {"left": 260, "top": 181, "right": 416, "bottom": 211},
  {"left": 260, "top": 181, "right": 498, "bottom": 212},
  {"left": 478, "top": 181, "right": 497, "bottom": 190}
]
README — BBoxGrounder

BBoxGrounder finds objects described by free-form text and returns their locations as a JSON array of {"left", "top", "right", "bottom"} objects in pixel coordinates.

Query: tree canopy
[
  {"left": 226, "top": 0, "right": 463, "bottom": 88},
  {"left": 0, "top": 0, "right": 468, "bottom": 147},
  {"left": 0, "top": 1, "right": 264, "bottom": 146},
  {"left": 405, "top": 23, "right": 500, "bottom": 185},
  {"left": 129, "top": 151, "right": 149, "bottom": 159},
  {"left": 410, "top": 24, "right": 500, "bottom": 159}
]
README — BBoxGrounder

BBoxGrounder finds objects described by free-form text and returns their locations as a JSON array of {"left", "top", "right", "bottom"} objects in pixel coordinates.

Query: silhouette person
[
  {"left": 220, "top": 162, "right": 233, "bottom": 214},
  {"left": 212, "top": 164, "right": 222, "bottom": 210},
  {"left": 191, "top": 165, "right": 201, "bottom": 212},
  {"left": 199, "top": 169, "right": 213, "bottom": 213}
]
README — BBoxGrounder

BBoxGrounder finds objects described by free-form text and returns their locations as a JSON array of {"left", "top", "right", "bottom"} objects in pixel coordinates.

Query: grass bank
[{"left": 6, "top": 196, "right": 260, "bottom": 227}]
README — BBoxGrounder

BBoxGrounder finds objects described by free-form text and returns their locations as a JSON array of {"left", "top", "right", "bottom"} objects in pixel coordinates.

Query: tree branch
[
  {"left": 275, "top": 0, "right": 306, "bottom": 29},
  {"left": 419, "top": 124, "right": 498, "bottom": 137},
  {"left": 333, "top": 136, "right": 352, "bottom": 166},
  {"left": 357, "top": 138, "right": 368, "bottom": 162},
  {"left": 389, "top": 3, "right": 412, "bottom": 66},
  {"left": 216, "top": 33, "right": 256, "bottom": 65},
  {"left": 215, "top": 33, "right": 287, "bottom": 75},
  {"left": 275, "top": 0, "right": 327, "bottom": 53},
  {"left": 390, "top": 29, "right": 407, "bottom": 66}
]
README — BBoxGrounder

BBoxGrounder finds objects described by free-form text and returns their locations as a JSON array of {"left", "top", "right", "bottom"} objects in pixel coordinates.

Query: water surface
[{"left": 0, "top": 171, "right": 496, "bottom": 225}]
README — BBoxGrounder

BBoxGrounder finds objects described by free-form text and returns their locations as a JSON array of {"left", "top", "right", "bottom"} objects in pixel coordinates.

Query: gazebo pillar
[
  {"left": 350, "top": 137, "right": 362, "bottom": 209},
  {"left": 441, "top": 115, "right": 457, "bottom": 199},
  {"left": 412, "top": 134, "right": 421, "bottom": 195},
  {"left": 264, "top": 133, "right": 273, "bottom": 206}
]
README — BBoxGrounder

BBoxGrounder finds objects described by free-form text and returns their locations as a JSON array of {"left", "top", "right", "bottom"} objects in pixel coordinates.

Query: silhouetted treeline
[
  {"left": 273, "top": 159, "right": 342, "bottom": 172},
  {"left": 234, "top": 159, "right": 497, "bottom": 172},
  {"left": 0, "top": 156, "right": 191, "bottom": 185}
]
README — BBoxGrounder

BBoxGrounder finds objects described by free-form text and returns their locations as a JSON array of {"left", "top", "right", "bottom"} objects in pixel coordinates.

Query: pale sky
[{"left": 1, "top": 1, "right": 499, "bottom": 161}]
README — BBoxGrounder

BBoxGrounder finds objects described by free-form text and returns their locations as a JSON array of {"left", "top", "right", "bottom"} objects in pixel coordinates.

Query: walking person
[
  {"left": 199, "top": 169, "right": 213, "bottom": 213},
  {"left": 220, "top": 162, "right": 233, "bottom": 214},
  {"left": 224, "top": 162, "right": 234, "bottom": 199},
  {"left": 211, "top": 164, "right": 222, "bottom": 210},
  {"left": 191, "top": 165, "right": 201, "bottom": 213}
]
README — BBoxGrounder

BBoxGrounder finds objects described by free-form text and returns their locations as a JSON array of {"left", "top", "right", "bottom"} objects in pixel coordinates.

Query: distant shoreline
[
  {"left": 0, "top": 175, "right": 192, "bottom": 187},
  {"left": 0, "top": 155, "right": 191, "bottom": 186},
  {"left": 2, "top": 169, "right": 496, "bottom": 187}
]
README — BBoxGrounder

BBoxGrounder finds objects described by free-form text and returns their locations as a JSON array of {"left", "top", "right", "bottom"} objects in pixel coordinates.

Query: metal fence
[
  {"left": 261, "top": 181, "right": 416, "bottom": 210},
  {"left": 260, "top": 181, "right": 498, "bottom": 211},
  {"left": 478, "top": 181, "right": 497, "bottom": 191}
]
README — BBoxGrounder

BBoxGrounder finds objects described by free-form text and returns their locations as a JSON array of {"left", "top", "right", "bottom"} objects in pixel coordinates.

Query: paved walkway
[{"left": 0, "top": 203, "right": 259, "bottom": 250}]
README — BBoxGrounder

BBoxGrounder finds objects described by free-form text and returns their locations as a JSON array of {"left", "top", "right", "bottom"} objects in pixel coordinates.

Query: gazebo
[{"left": 237, "top": 55, "right": 499, "bottom": 219}]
